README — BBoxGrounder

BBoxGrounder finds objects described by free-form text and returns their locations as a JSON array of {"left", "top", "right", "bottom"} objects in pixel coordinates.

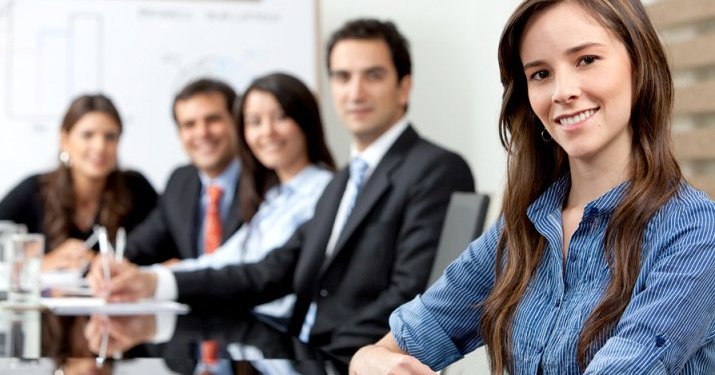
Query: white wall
[
  {"left": 319, "top": 0, "right": 522, "bottom": 225},
  {"left": 319, "top": 1, "right": 521, "bottom": 373}
]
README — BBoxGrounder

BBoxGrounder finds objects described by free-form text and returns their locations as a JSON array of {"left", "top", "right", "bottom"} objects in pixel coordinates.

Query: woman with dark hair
[
  {"left": 151, "top": 72, "right": 336, "bottom": 319},
  {"left": 0, "top": 94, "right": 157, "bottom": 270},
  {"left": 350, "top": 0, "right": 715, "bottom": 374}
]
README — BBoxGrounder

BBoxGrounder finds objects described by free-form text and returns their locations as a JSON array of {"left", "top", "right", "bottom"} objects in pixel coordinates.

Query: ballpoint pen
[
  {"left": 84, "top": 227, "right": 99, "bottom": 249},
  {"left": 98, "top": 227, "right": 111, "bottom": 285},
  {"left": 115, "top": 227, "right": 126, "bottom": 262},
  {"left": 96, "top": 315, "right": 109, "bottom": 368},
  {"left": 79, "top": 227, "right": 100, "bottom": 275}
]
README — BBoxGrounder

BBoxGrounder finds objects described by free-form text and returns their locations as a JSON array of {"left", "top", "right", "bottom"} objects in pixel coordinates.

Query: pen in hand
[
  {"left": 95, "top": 315, "right": 109, "bottom": 368},
  {"left": 79, "top": 226, "right": 100, "bottom": 275},
  {"left": 98, "top": 227, "right": 111, "bottom": 287},
  {"left": 115, "top": 227, "right": 126, "bottom": 262}
]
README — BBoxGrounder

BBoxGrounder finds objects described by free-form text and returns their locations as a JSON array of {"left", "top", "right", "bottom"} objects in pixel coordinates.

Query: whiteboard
[{"left": 0, "top": 0, "right": 318, "bottom": 196}]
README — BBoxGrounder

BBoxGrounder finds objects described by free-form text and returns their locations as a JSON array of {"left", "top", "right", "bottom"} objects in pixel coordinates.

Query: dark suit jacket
[
  {"left": 173, "top": 126, "right": 475, "bottom": 358},
  {"left": 125, "top": 164, "right": 242, "bottom": 265}
]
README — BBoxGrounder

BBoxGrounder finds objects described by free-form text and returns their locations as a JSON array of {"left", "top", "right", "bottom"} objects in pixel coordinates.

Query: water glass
[
  {"left": 6, "top": 234, "right": 44, "bottom": 306},
  {"left": 0, "top": 222, "right": 27, "bottom": 293}
]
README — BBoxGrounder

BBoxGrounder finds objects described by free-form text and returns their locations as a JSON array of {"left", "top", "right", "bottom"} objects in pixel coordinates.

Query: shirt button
[
  {"left": 554, "top": 299, "right": 561, "bottom": 308},
  {"left": 319, "top": 289, "right": 329, "bottom": 298},
  {"left": 655, "top": 335, "right": 666, "bottom": 347},
  {"left": 569, "top": 253, "right": 577, "bottom": 262}
]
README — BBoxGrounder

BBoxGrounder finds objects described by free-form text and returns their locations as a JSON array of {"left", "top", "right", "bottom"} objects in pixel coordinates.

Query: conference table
[{"left": 0, "top": 304, "right": 348, "bottom": 374}]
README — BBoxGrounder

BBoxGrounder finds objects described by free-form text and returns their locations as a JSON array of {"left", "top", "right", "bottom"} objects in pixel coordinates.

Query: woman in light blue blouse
[
  {"left": 350, "top": 0, "right": 715, "bottom": 374},
  {"left": 163, "top": 73, "right": 336, "bottom": 319}
]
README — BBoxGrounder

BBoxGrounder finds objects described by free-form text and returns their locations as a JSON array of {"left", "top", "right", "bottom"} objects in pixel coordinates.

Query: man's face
[
  {"left": 329, "top": 39, "right": 411, "bottom": 151},
  {"left": 174, "top": 92, "right": 238, "bottom": 177}
]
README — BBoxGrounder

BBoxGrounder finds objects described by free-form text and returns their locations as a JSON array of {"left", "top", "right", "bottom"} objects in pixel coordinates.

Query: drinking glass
[{"left": 6, "top": 234, "right": 44, "bottom": 306}]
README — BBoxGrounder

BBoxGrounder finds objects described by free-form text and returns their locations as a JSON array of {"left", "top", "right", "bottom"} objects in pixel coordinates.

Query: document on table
[{"left": 40, "top": 297, "right": 190, "bottom": 315}]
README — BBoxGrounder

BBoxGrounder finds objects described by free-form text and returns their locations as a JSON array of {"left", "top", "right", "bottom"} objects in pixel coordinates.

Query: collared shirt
[
  {"left": 154, "top": 165, "right": 333, "bottom": 318},
  {"left": 390, "top": 176, "right": 715, "bottom": 374},
  {"left": 299, "top": 116, "right": 409, "bottom": 343},
  {"left": 196, "top": 158, "right": 241, "bottom": 255}
]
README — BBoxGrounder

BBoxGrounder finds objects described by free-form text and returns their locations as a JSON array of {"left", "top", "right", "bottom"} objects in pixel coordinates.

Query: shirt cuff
[
  {"left": 146, "top": 265, "right": 178, "bottom": 301},
  {"left": 150, "top": 312, "right": 177, "bottom": 344},
  {"left": 390, "top": 295, "right": 463, "bottom": 371}
]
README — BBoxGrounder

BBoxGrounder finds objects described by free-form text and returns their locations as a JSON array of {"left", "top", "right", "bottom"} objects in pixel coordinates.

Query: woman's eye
[
  {"left": 530, "top": 70, "right": 549, "bottom": 81},
  {"left": 579, "top": 55, "right": 598, "bottom": 66}
]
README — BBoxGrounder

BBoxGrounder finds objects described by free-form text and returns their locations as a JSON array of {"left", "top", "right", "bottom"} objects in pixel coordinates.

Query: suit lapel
[
  {"left": 177, "top": 170, "right": 201, "bottom": 259},
  {"left": 301, "top": 170, "right": 349, "bottom": 280},
  {"left": 320, "top": 126, "right": 419, "bottom": 274}
]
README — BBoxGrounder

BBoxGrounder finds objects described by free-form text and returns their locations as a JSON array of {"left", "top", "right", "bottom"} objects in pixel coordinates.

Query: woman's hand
[
  {"left": 349, "top": 334, "right": 436, "bottom": 375},
  {"left": 42, "top": 238, "right": 90, "bottom": 271}
]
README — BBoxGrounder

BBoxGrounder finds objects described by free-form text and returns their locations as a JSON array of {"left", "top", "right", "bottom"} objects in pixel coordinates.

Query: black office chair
[{"left": 427, "top": 192, "right": 490, "bottom": 287}]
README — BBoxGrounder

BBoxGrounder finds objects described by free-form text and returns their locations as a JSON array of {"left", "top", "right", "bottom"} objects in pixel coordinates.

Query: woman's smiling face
[{"left": 520, "top": 1, "right": 634, "bottom": 165}]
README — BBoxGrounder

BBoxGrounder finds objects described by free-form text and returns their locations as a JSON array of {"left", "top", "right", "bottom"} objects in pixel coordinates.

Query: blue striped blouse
[{"left": 390, "top": 176, "right": 715, "bottom": 374}]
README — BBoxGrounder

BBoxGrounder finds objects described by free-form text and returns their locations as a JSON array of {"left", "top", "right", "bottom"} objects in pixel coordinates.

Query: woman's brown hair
[
  {"left": 235, "top": 73, "right": 336, "bottom": 222},
  {"left": 39, "top": 94, "right": 131, "bottom": 249},
  {"left": 481, "top": 0, "right": 683, "bottom": 372}
]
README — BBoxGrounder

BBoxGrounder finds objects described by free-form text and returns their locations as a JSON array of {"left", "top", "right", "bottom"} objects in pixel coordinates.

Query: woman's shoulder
[
  {"left": 299, "top": 165, "right": 335, "bottom": 192},
  {"left": 649, "top": 181, "right": 715, "bottom": 242},
  {"left": 0, "top": 173, "right": 47, "bottom": 220},
  {"left": 662, "top": 182, "right": 714, "bottom": 218},
  {"left": 6, "top": 173, "right": 45, "bottom": 197},
  {"left": 118, "top": 170, "right": 158, "bottom": 203},
  {"left": 120, "top": 170, "right": 155, "bottom": 189}
]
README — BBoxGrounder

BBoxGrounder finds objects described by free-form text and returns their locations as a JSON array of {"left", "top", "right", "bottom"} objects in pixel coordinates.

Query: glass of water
[
  {"left": 0, "top": 222, "right": 27, "bottom": 294},
  {"left": 6, "top": 233, "right": 44, "bottom": 307}
]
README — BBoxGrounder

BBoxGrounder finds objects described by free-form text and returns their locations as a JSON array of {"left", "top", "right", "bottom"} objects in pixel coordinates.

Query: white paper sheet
[{"left": 40, "top": 297, "right": 190, "bottom": 315}]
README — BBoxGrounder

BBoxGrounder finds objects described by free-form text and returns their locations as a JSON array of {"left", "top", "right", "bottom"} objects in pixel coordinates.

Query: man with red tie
[{"left": 122, "top": 79, "right": 243, "bottom": 267}]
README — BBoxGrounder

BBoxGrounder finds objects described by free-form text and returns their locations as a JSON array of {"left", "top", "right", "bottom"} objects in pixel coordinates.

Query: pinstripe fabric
[{"left": 390, "top": 176, "right": 715, "bottom": 374}]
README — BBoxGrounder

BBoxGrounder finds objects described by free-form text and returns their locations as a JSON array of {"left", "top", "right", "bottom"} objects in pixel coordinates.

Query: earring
[
  {"left": 59, "top": 151, "right": 71, "bottom": 166},
  {"left": 541, "top": 129, "right": 552, "bottom": 142}
]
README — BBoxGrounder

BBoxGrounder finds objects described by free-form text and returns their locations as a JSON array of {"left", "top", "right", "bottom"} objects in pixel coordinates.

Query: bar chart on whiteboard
[{"left": 0, "top": 0, "right": 318, "bottom": 196}]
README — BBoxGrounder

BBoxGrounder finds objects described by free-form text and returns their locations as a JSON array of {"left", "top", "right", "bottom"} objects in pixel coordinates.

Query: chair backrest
[{"left": 427, "top": 192, "right": 490, "bottom": 287}]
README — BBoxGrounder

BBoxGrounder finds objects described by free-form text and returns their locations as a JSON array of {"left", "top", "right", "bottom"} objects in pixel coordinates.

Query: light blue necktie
[{"left": 345, "top": 157, "right": 368, "bottom": 217}]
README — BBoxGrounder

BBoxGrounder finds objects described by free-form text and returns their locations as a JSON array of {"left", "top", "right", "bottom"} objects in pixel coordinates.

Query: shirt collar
[
  {"left": 527, "top": 174, "right": 630, "bottom": 222},
  {"left": 350, "top": 116, "right": 409, "bottom": 170},
  {"left": 270, "top": 164, "right": 324, "bottom": 200},
  {"left": 198, "top": 158, "right": 240, "bottom": 193}
]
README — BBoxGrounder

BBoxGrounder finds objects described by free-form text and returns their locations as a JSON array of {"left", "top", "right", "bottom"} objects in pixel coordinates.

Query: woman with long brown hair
[
  {"left": 0, "top": 94, "right": 157, "bottom": 270},
  {"left": 350, "top": 0, "right": 715, "bottom": 374}
]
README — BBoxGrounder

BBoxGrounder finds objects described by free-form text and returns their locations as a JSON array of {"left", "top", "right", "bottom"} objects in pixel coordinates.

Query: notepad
[{"left": 40, "top": 297, "right": 190, "bottom": 315}]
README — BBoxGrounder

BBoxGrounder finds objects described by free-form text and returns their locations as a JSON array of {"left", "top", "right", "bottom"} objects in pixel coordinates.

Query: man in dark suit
[
  {"left": 92, "top": 19, "right": 474, "bottom": 360},
  {"left": 124, "top": 79, "right": 242, "bottom": 265}
]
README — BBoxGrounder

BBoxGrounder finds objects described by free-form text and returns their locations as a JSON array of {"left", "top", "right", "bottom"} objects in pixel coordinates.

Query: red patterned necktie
[
  {"left": 201, "top": 185, "right": 223, "bottom": 370},
  {"left": 203, "top": 185, "right": 223, "bottom": 254}
]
